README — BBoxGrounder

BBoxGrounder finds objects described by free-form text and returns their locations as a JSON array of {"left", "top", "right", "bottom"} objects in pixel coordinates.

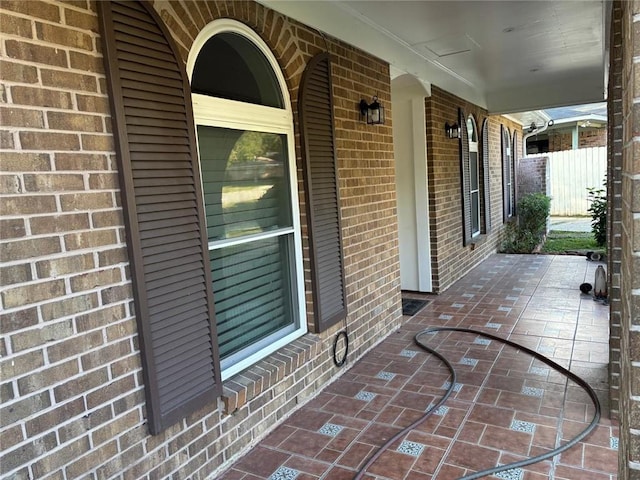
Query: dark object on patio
[
  {"left": 402, "top": 298, "right": 429, "bottom": 316},
  {"left": 580, "top": 282, "right": 593, "bottom": 294}
]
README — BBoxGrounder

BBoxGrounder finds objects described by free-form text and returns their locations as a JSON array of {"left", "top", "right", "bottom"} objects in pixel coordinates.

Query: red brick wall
[
  {"left": 608, "top": 0, "right": 624, "bottom": 424},
  {"left": 0, "top": 1, "right": 534, "bottom": 477},
  {"left": 548, "top": 131, "right": 573, "bottom": 151},
  {"left": 425, "top": 86, "right": 523, "bottom": 292},
  {"left": 548, "top": 128, "right": 606, "bottom": 152},
  {"left": 1, "top": 2, "right": 134, "bottom": 477},
  {"left": 0, "top": 1, "right": 402, "bottom": 478},
  {"left": 518, "top": 156, "right": 548, "bottom": 198},
  {"left": 611, "top": 1, "right": 640, "bottom": 478},
  {"left": 579, "top": 128, "right": 607, "bottom": 148}
]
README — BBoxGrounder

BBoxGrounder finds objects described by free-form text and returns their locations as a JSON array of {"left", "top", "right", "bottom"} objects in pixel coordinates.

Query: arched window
[
  {"left": 189, "top": 21, "right": 306, "bottom": 380},
  {"left": 467, "top": 115, "right": 481, "bottom": 237},
  {"left": 502, "top": 126, "right": 515, "bottom": 220},
  {"left": 481, "top": 118, "right": 492, "bottom": 235},
  {"left": 511, "top": 131, "right": 519, "bottom": 216}
]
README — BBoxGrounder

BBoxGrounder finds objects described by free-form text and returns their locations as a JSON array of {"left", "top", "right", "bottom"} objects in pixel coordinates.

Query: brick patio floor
[{"left": 218, "top": 254, "right": 618, "bottom": 480}]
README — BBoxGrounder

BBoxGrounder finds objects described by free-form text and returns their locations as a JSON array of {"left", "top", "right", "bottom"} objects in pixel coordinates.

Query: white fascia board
[
  {"left": 257, "top": 0, "right": 486, "bottom": 108},
  {"left": 503, "top": 110, "right": 551, "bottom": 127}
]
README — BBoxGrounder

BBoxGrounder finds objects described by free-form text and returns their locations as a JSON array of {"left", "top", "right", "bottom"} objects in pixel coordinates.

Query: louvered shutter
[
  {"left": 459, "top": 108, "right": 472, "bottom": 246},
  {"left": 512, "top": 132, "right": 519, "bottom": 216},
  {"left": 299, "top": 53, "right": 347, "bottom": 332},
  {"left": 98, "top": 0, "right": 221, "bottom": 434},
  {"left": 481, "top": 119, "right": 491, "bottom": 234}
]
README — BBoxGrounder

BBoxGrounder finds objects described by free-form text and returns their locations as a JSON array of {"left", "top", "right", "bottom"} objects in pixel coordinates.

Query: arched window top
[
  {"left": 467, "top": 115, "right": 478, "bottom": 143},
  {"left": 187, "top": 20, "right": 304, "bottom": 381},
  {"left": 503, "top": 126, "right": 511, "bottom": 153},
  {"left": 189, "top": 21, "right": 284, "bottom": 108}
]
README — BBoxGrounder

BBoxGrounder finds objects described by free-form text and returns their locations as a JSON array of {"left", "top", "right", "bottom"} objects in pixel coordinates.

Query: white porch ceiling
[{"left": 258, "top": 0, "right": 609, "bottom": 115}]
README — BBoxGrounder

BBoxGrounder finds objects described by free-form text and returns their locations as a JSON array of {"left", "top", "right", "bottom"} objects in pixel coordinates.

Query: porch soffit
[{"left": 257, "top": 0, "right": 609, "bottom": 115}]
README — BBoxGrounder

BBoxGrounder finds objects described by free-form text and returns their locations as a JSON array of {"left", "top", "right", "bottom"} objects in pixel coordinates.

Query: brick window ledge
[
  {"left": 470, "top": 234, "right": 486, "bottom": 246},
  {"left": 221, "top": 333, "right": 323, "bottom": 414}
]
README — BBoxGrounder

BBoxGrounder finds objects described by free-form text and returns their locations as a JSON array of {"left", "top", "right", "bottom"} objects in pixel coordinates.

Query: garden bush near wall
[
  {"left": 501, "top": 193, "right": 552, "bottom": 253},
  {"left": 587, "top": 184, "right": 607, "bottom": 247}
]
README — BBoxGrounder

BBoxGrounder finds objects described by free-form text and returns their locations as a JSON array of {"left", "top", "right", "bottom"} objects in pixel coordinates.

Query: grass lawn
[{"left": 541, "top": 230, "right": 600, "bottom": 254}]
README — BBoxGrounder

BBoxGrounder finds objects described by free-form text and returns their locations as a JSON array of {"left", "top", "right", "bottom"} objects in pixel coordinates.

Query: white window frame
[
  {"left": 188, "top": 20, "right": 307, "bottom": 381},
  {"left": 504, "top": 128, "right": 514, "bottom": 219},
  {"left": 511, "top": 132, "right": 517, "bottom": 217},
  {"left": 468, "top": 115, "right": 481, "bottom": 238}
]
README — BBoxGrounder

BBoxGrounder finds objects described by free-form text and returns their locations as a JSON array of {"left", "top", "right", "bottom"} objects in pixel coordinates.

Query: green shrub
[
  {"left": 501, "top": 193, "right": 551, "bottom": 253},
  {"left": 587, "top": 183, "right": 607, "bottom": 247}
]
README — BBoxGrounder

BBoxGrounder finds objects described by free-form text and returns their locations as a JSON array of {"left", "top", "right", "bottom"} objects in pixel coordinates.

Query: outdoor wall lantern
[
  {"left": 445, "top": 122, "right": 460, "bottom": 139},
  {"left": 359, "top": 95, "right": 385, "bottom": 125}
]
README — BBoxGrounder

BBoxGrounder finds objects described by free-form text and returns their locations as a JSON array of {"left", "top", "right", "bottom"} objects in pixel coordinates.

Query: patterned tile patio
[{"left": 218, "top": 254, "right": 618, "bottom": 480}]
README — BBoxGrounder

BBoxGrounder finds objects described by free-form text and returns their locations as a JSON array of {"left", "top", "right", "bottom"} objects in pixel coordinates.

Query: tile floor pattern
[{"left": 218, "top": 255, "right": 618, "bottom": 480}]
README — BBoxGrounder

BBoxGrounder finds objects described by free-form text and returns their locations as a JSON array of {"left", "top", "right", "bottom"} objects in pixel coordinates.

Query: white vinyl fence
[{"left": 545, "top": 147, "right": 607, "bottom": 216}]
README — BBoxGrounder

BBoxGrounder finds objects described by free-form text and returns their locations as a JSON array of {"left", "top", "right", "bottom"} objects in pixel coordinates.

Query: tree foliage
[
  {"left": 230, "top": 132, "right": 282, "bottom": 164},
  {"left": 587, "top": 182, "right": 607, "bottom": 247}
]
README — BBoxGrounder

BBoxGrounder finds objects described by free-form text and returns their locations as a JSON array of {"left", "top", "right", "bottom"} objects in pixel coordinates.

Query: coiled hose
[{"left": 353, "top": 327, "right": 601, "bottom": 480}]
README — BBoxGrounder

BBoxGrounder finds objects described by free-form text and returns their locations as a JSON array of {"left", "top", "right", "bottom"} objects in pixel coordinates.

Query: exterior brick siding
[
  {"left": 517, "top": 156, "right": 549, "bottom": 198},
  {"left": 578, "top": 128, "right": 607, "bottom": 148},
  {"left": 612, "top": 1, "right": 640, "bottom": 478},
  {"left": 11, "top": 1, "right": 637, "bottom": 479},
  {"left": 425, "top": 86, "right": 523, "bottom": 292},
  {"left": 608, "top": 0, "right": 624, "bottom": 424},
  {"left": 0, "top": 1, "right": 404, "bottom": 478},
  {"left": 548, "top": 128, "right": 607, "bottom": 152}
]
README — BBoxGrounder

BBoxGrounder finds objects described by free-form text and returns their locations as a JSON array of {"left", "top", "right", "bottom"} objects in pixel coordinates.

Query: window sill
[
  {"left": 469, "top": 233, "right": 487, "bottom": 249},
  {"left": 221, "top": 333, "right": 323, "bottom": 415}
]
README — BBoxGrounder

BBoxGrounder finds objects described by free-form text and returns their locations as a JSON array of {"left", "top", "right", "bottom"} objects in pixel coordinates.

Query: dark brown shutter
[
  {"left": 459, "top": 108, "right": 472, "bottom": 246},
  {"left": 481, "top": 118, "right": 491, "bottom": 234},
  {"left": 299, "top": 53, "right": 347, "bottom": 333},
  {"left": 501, "top": 125, "right": 510, "bottom": 222},
  {"left": 512, "top": 132, "right": 519, "bottom": 216},
  {"left": 98, "top": 0, "right": 221, "bottom": 434}
]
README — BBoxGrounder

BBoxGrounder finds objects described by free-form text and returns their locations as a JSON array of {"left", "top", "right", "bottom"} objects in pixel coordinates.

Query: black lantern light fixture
[
  {"left": 359, "top": 95, "right": 385, "bottom": 125},
  {"left": 445, "top": 121, "right": 460, "bottom": 139}
]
